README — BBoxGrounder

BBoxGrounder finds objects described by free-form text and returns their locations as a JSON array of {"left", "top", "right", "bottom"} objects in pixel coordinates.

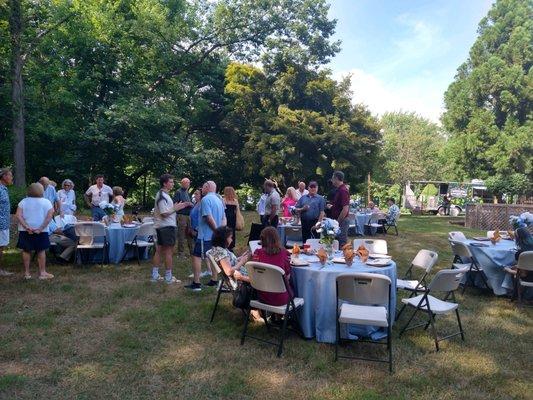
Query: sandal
[
  {"left": 24, "top": 274, "right": 32, "bottom": 280},
  {"left": 39, "top": 273, "right": 54, "bottom": 280}
]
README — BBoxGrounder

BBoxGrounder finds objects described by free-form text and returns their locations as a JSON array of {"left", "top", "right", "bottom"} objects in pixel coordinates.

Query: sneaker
[
  {"left": 184, "top": 282, "right": 202, "bottom": 291},
  {"left": 39, "top": 272, "right": 54, "bottom": 280},
  {"left": 205, "top": 279, "right": 218, "bottom": 287},
  {"left": 200, "top": 270, "right": 212, "bottom": 278},
  {"left": 0, "top": 269, "right": 14, "bottom": 276},
  {"left": 187, "top": 273, "right": 194, "bottom": 279},
  {"left": 165, "top": 276, "right": 181, "bottom": 284},
  {"left": 24, "top": 274, "right": 32, "bottom": 280},
  {"left": 150, "top": 274, "right": 164, "bottom": 282}
]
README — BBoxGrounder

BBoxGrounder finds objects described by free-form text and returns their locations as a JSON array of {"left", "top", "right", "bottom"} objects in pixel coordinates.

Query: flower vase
[{"left": 325, "top": 243, "right": 334, "bottom": 259}]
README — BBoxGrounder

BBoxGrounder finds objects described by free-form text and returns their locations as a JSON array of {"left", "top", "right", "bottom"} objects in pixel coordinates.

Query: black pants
[
  {"left": 301, "top": 218, "right": 318, "bottom": 244},
  {"left": 261, "top": 215, "right": 279, "bottom": 229}
]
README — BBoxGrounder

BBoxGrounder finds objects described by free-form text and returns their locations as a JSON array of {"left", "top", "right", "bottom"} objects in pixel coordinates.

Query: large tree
[{"left": 442, "top": 0, "right": 532, "bottom": 182}]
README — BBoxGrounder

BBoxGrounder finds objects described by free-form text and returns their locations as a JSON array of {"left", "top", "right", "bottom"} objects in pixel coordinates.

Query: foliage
[
  {"left": 234, "top": 183, "right": 261, "bottom": 211},
  {"left": 485, "top": 173, "right": 531, "bottom": 202},
  {"left": 442, "top": 0, "right": 533, "bottom": 181},
  {"left": 420, "top": 184, "right": 438, "bottom": 198},
  {"left": 7, "top": 185, "right": 26, "bottom": 214},
  {"left": 366, "top": 182, "right": 402, "bottom": 207}
]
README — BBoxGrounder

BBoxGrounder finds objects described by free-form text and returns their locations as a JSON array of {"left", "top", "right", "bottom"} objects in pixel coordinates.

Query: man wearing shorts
[
  {"left": 0, "top": 168, "right": 14, "bottom": 276},
  {"left": 151, "top": 174, "right": 181, "bottom": 284},
  {"left": 186, "top": 180, "right": 226, "bottom": 291}
]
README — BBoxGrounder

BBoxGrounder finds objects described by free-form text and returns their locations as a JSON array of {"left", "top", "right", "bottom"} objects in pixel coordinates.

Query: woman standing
[
  {"left": 57, "top": 179, "right": 76, "bottom": 217},
  {"left": 16, "top": 183, "right": 55, "bottom": 280},
  {"left": 223, "top": 186, "right": 239, "bottom": 251},
  {"left": 281, "top": 187, "right": 298, "bottom": 218},
  {"left": 112, "top": 186, "right": 126, "bottom": 221}
]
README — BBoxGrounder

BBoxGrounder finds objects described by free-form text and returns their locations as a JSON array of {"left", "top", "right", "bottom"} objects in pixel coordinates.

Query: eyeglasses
[{"left": 309, "top": 185, "right": 317, "bottom": 188}]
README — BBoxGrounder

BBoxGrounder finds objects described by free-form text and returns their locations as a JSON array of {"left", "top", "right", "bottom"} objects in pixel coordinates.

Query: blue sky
[{"left": 327, "top": 0, "right": 494, "bottom": 123}]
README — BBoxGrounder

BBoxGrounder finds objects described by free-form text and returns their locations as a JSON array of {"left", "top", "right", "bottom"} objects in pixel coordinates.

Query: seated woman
[
  {"left": 281, "top": 187, "right": 298, "bottom": 218},
  {"left": 252, "top": 226, "right": 292, "bottom": 306},
  {"left": 367, "top": 201, "right": 380, "bottom": 213},
  {"left": 208, "top": 226, "right": 250, "bottom": 283},
  {"left": 514, "top": 227, "right": 533, "bottom": 282}
]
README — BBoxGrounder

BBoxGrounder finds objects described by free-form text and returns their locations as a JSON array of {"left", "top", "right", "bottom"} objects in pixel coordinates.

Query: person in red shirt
[
  {"left": 252, "top": 227, "right": 293, "bottom": 306},
  {"left": 330, "top": 171, "right": 350, "bottom": 246}
]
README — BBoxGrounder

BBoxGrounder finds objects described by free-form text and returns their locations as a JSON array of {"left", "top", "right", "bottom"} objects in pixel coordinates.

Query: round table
[
  {"left": 291, "top": 253, "right": 397, "bottom": 343},
  {"left": 355, "top": 213, "right": 372, "bottom": 235},
  {"left": 466, "top": 239, "right": 516, "bottom": 295}
]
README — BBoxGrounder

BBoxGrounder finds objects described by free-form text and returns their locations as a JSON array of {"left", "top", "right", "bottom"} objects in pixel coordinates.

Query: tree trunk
[{"left": 10, "top": 0, "right": 26, "bottom": 187}]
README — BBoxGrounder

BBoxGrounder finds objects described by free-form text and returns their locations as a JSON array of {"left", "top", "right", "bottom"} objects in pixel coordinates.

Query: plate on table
[
  {"left": 123, "top": 224, "right": 137, "bottom": 228},
  {"left": 332, "top": 257, "right": 346, "bottom": 264},
  {"left": 369, "top": 253, "right": 392, "bottom": 259},
  {"left": 303, "top": 255, "right": 320, "bottom": 263},
  {"left": 366, "top": 259, "right": 391, "bottom": 267},
  {"left": 290, "top": 259, "right": 310, "bottom": 267},
  {"left": 472, "top": 237, "right": 490, "bottom": 241},
  {"left": 470, "top": 242, "right": 489, "bottom": 247}
]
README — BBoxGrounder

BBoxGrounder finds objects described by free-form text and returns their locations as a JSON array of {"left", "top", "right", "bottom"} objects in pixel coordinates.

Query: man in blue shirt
[
  {"left": 0, "top": 168, "right": 13, "bottom": 276},
  {"left": 39, "top": 177, "right": 59, "bottom": 213},
  {"left": 295, "top": 181, "right": 326, "bottom": 243},
  {"left": 186, "top": 180, "right": 226, "bottom": 291}
]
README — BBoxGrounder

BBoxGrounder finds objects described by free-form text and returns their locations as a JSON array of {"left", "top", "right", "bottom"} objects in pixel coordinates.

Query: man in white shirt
[
  {"left": 295, "top": 181, "right": 309, "bottom": 200},
  {"left": 84, "top": 175, "right": 113, "bottom": 221},
  {"left": 262, "top": 180, "right": 280, "bottom": 228}
]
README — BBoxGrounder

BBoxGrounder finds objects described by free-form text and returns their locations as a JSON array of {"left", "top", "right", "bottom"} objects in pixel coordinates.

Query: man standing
[
  {"left": 186, "top": 181, "right": 225, "bottom": 291},
  {"left": 262, "top": 180, "right": 280, "bottom": 228},
  {"left": 295, "top": 181, "right": 309, "bottom": 200},
  {"left": 39, "top": 177, "right": 60, "bottom": 213},
  {"left": 84, "top": 175, "right": 113, "bottom": 221},
  {"left": 295, "top": 181, "right": 325, "bottom": 243},
  {"left": 173, "top": 177, "right": 194, "bottom": 258},
  {"left": 0, "top": 168, "right": 14, "bottom": 276},
  {"left": 330, "top": 171, "right": 350, "bottom": 246}
]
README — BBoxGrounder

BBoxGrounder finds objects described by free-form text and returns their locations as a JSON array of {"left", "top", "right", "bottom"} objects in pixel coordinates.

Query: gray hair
[
  {"left": 206, "top": 180, "right": 217, "bottom": 193},
  {"left": 0, "top": 168, "right": 12, "bottom": 180},
  {"left": 332, "top": 171, "right": 344, "bottom": 182},
  {"left": 62, "top": 179, "right": 74, "bottom": 188}
]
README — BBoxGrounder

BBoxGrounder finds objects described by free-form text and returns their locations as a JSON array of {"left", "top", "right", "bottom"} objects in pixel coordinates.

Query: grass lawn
[{"left": 1, "top": 214, "right": 531, "bottom": 399}]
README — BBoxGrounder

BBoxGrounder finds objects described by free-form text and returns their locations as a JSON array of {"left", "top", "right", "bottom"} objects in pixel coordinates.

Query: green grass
[{"left": 0, "top": 214, "right": 532, "bottom": 399}]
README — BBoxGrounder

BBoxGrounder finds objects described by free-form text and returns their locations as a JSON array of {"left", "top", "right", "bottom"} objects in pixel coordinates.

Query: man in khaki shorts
[
  {"left": 0, "top": 168, "right": 14, "bottom": 276},
  {"left": 172, "top": 177, "right": 194, "bottom": 257}
]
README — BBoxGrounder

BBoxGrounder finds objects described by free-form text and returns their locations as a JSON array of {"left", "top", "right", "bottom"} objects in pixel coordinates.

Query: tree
[
  {"left": 442, "top": 0, "right": 533, "bottom": 181},
  {"left": 377, "top": 112, "right": 449, "bottom": 184}
]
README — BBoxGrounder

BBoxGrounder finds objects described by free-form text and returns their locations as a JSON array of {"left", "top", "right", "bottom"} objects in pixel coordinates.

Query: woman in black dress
[{"left": 223, "top": 186, "right": 238, "bottom": 250}]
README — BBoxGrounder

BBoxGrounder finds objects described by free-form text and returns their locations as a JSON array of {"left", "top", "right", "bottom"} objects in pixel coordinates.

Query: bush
[
  {"left": 235, "top": 184, "right": 261, "bottom": 211},
  {"left": 7, "top": 186, "right": 26, "bottom": 214}
]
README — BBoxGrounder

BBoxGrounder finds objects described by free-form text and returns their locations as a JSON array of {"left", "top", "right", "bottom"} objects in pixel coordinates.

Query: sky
[{"left": 327, "top": 0, "right": 494, "bottom": 123}]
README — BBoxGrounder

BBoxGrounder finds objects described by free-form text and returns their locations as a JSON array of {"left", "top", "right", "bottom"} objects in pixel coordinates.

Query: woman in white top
[
  {"left": 16, "top": 183, "right": 55, "bottom": 280},
  {"left": 57, "top": 179, "right": 77, "bottom": 216},
  {"left": 112, "top": 186, "right": 126, "bottom": 221}
]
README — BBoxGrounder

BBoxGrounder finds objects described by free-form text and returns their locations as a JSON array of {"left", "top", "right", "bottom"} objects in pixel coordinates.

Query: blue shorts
[{"left": 193, "top": 239, "right": 212, "bottom": 258}]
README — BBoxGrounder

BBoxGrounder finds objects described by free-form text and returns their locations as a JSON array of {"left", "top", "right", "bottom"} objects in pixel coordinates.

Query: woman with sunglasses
[{"left": 57, "top": 179, "right": 77, "bottom": 217}]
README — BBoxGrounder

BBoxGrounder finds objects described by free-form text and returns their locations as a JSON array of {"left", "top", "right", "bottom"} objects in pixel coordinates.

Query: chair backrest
[
  {"left": 206, "top": 252, "right": 222, "bottom": 274},
  {"left": 411, "top": 249, "right": 439, "bottom": 272},
  {"left": 245, "top": 261, "right": 286, "bottom": 293},
  {"left": 54, "top": 215, "right": 77, "bottom": 228},
  {"left": 353, "top": 239, "right": 387, "bottom": 254},
  {"left": 74, "top": 222, "right": 106, "bottom": 245},
  {"left": 248, "top": 223, "right": 263, "bottom": 243},
  {"left": 285, "top": 226, "right": 302, "bottom": 241},
  {"left": 517, "top": 251, "right": 533, "bottom": 272},
  {"left": 368, "top": 213, "right": 385, "bottom": 223},
  {"left": 136, "top": 222, "right": 154, "bottom": 237},
  {"left": 448, "top": 231, "right": 467, "bottom": 242},
  {"left": 347, "top": 213, "right": 356, "bottom": 225},
  {"left": 449, "top": 240, "right": 472, "bottom": 258},
  {"left": 306, "top": 239, "right": 339, "bottom": 251},
  {"left": 428, "top": 267, "right": 469, "bottom": 292},
  {"left": 486, "top": 230, "right": 495, "bottom": 238},
  {"left": 336, "top": 273, "right": 391, "bottom": 307},
  {"left": 141, "top": 216, "right": 154, "bottom": 223},
  {"left": 249, "top": 240, "right": 262, "bottom": 253}
]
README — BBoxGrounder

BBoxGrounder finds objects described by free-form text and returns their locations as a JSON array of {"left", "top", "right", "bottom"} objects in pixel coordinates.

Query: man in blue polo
[
  {"left": 186, "top": 180, "right": 226, "bottom": 291},
  {"left": 295, "top": 181, "right": 325, "bottom": 243}
]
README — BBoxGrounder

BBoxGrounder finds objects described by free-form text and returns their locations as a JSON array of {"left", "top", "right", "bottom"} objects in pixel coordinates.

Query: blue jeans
[{"left": 91, "top": 206, "right": 105, "bottom": 221}]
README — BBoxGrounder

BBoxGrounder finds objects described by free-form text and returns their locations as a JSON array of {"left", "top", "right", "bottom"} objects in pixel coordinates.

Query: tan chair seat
[
  {"left": 339, "top": 304, "right": 388, "bottom": 327},
  {"left": 249, "top": 297, "right": 304, "bottom": 315},
  {"left": 402, "top": 294, "right": 458, "bottom": 314}
]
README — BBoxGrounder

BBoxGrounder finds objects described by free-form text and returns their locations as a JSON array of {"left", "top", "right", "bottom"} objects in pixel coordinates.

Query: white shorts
[{"left": 0, "top": 229, "right": 9, "bottom": 247}]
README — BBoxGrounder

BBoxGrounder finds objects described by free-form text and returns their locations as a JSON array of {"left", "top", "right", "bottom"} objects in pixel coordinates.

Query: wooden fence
[{"left": 465, "top": 203, "right": 533, "bottom": 230}]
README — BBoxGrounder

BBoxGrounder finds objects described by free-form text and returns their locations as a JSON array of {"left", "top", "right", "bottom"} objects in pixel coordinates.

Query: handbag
[
  {"left": 232, "top": 282, "right": 253, "bottom": 309},
  {"left": 235, "top": 202, "right": 245, "bottom": 231}
]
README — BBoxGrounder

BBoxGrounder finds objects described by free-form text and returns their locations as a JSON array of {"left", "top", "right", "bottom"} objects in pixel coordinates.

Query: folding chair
[
  {"left": 506, "top": 251, "right": 533, "bottom": 306},
  {"left": 383, "top": 213, "right": 399, "bottom": 236},
  {"left": 335, "top": 273, "right": 393, "bottom": 373},
  {"left": 207, "top": 252, "right": 239, "bottom": 322},
  {"left": 121, "top": 222, "right": 155, "bottom": 264},
  {"left": 399, "top": 267, "right": 468, "bottom": 351},
  {"left": 364, "top": 213, "right": 386, "bottom": 235},
  {"left": 247, "top": 223, "right": 263, "bottom": 243},
  {"left": 449, "top": 241, "right": 489, "bottom": 294},
  {"left": 240, "top": 262, "right": 304, "bottom": 357},
  {"left": 352, "top": 239, "right": 388, "bottom": 255},
  {"left": 284, "top": 226, "right": 303, "bottom": 248},
  {"left": 305, "top": 238, "right": 339, "bottom": 251},
  {"left": 347, "top": 213, "right": 357, "bottom": 236},
  {"left": 448, "top": 231, "right": 467, "bottom": 242},
  {"left": 395, "top": 250, "right": 438, "bottom": 320},
  {"left": 74, "top": 222, "right": 108, "bottom": 266},
  {"left": 141, "top": 217, "right": 154, "bottom": 223},
  {"left": 249, "top": 240, "right": 262, "bottom": 254}
]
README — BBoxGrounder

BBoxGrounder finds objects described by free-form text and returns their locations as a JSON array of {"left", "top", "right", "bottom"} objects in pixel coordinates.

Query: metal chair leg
[
  {"left": 455, "top": 309, "right": 465, "bottom": 341},
  {"left": 387, "top": 325, "right": 393, "bottom": 373},
  {"left": 335, "top": 320, "right": 340, "bottom": 361},
  {"left": 210, "top": 286, "right": 223, "bottom": 323},
  {"left": 427, "top": 313, "right": 439, "bottom": 351},
  {"left": 399, "top": 307, "right": 419, "bottom": 337},
  {"left": 240, "top": 307, "right": 251, "bottom": 345},
  {"left": 277, "top": 308, "right": 290, "bottom": 357}
]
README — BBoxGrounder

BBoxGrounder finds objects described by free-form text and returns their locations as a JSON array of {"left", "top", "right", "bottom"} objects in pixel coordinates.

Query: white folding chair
[
  {"left": 384, "top": 212, "right": 399, "bottom": 236},
  {"left": 141, "top": 216, "right": 154, "bottom": 223},
  {"left": 448, "top": 231, "right": 467, "bottom": 242},
  {"left": 54, "top": 215, "right": 77, "bottom": 228},
  {"left": 305, "top": 238, "right": 339, "bottom": 251},
  {"left": 249, "top": 240, "right": 262, "bottom": 254},
  {"left": 513, "top": 251, "right": 533, "bottom": 306},
  {"left": 347, "top": 213, "right": 357, "bottom": 235},
  {"left": 449, "top": 241, "right": 489, "bottom": 293},
  {"left": 335, "top": 273, "right": 393, "bottom": 373},
  {"left": 395, "top": 250, "right": 438, "bottom": 320},
  {"left": 284, "top": 226, "right": 303, "bottom": 248},
  {"left": 365, "top": 212, "right": 386, "bottom": 235},
  {"left": 121, "top": 222, "right": 155, "bottom": 264},
  {"left": 240, "top": 261, "right": 304, "bottom": 357},
  {"left": 207, "top": 252, "right": 239, "bottom": 323},
  {"left": 399, "top": 267, "right": 469, "bottom": 351},
  {"left": 353, "top": 239, "right": 387, "bottom": 255},
  {"left": 74, "top": 222, "right": 108, "bottom": 266}
]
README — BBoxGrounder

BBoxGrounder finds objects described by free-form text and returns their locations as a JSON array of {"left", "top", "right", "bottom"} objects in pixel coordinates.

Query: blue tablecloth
[
  {"left": 355, "top": 213, "right": 371, "bottom": 235},
  {"left": 465, "top": 239, "right": 516, "bottom": 295},
  {"left": 291, "top": 253, "right": 397, "bottom": 343},
  {"left": 76, "top": 224, "right": 149, "bottom": 265}
]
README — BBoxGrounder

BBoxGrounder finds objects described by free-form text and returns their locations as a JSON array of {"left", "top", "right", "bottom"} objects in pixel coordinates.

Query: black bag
[{"left": 232, "top": 283, "right": 254, "bottom": 309}]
